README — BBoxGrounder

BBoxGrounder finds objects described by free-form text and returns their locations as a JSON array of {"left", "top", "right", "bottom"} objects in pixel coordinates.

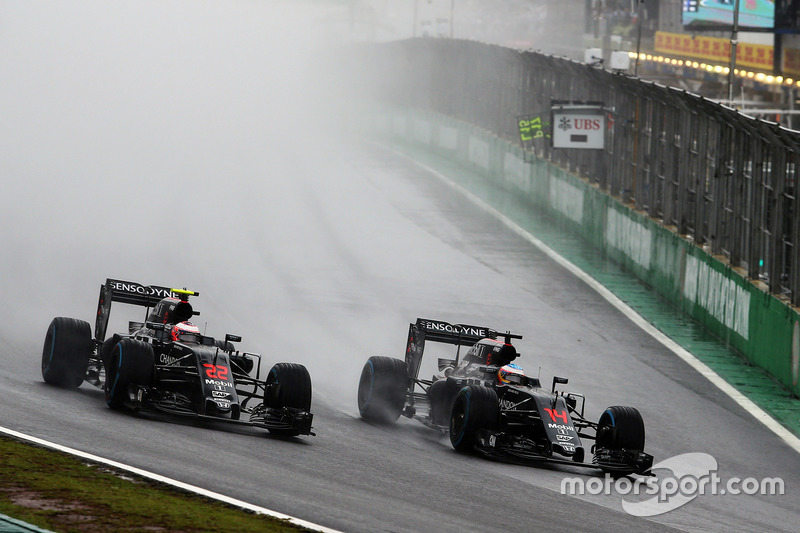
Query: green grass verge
[{"left": 0, "top": 435, "right": 312, "bottom": 533}]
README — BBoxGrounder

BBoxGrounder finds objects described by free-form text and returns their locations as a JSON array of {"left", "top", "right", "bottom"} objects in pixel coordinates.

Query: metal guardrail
[{"left": 355, "top": 38, "right": 800, "bottom": 306}]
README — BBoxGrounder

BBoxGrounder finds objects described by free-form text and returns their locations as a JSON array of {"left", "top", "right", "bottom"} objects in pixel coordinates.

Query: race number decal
[
  {"left": 203, "top": 364, "right": 229, "bottom": 380},
  {"left": 543, "top": 408, "right": 568, "bottom": 424}
]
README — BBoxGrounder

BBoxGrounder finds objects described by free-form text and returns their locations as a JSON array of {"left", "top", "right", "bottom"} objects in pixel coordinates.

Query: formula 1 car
[
  {"left": 357, "top": 318, "right": 652, "bottom": 475},
  {"left": 42, "top": 278, "right": 314, "bottom": 436}
]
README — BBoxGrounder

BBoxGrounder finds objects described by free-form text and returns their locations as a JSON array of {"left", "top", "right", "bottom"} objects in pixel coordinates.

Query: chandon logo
[{"left": 499, "top": 397, "right": 530, "bottom": 410}]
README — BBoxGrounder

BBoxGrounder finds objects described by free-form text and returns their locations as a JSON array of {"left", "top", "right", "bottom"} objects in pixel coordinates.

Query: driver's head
[
  {"left": 498, "top": 363, "right": 526, "bottom": 386},
  {"left": 171, "top": 321, "right": 200, "bottom": 343}
]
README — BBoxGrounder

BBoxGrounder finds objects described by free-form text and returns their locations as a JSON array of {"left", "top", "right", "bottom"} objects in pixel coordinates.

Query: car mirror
[
  {"left": 551, "top": 376, "right": 568, "bottom": 393},
  {"left": 226, "top": 334, "right": 242, "bottom": 343}
]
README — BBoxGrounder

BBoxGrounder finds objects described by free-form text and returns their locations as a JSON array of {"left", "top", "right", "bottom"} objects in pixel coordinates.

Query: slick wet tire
[
  {"left": 596, "top": 405, "right": 645, "bottom": 451},
  {"left": 450, "top": 385, "right": 500, "bottom": 453},
  {"left": 104, "top": 338, "right": 154, "bottom": 410},
  {"left": 428, "top": 378, "right": 459, "bottom": 427},
  {"left": 357, "top": 356, "right": 407, "bottom": 424},
  {"left": 41, "top": 317, "right": 93, "bottom": 389},
  {"left": 265, "top": 363, "right": 312, "bottom": 411},
  {"left": 264, "top": 363, "right": 313, "bottom": 436}
]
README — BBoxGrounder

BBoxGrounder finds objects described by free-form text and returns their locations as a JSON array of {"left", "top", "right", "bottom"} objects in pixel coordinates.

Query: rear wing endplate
[
  {"left": 404, "top": 318, "right": 497, "bottom": 380},
  {"left": 95, "top": 278, "right": 193, "bottom": 342}
]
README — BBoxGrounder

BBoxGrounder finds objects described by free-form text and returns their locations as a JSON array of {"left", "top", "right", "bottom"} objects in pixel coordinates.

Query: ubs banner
[{"left": 551, "top": 102, "right": 605, "bottom": 150}]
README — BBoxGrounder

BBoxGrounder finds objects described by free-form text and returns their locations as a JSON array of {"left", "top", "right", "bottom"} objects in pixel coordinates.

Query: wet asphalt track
[
  {"left": 1, "top": 2, "right": 798, "bottom": 530},
  {"left": 1, "top": 142, "right": 799, "bottom": 532}
]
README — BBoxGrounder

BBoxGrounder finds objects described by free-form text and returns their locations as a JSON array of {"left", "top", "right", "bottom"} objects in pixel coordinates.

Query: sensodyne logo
[
  {"left": 421, "top": 320, "right": 487, "bottom": 338},
  {"left": 560, "top": 453, "right": 785, "bottom": 516},
  {"left": 109, "top": 280, "right": 173, "bottom": 299}
]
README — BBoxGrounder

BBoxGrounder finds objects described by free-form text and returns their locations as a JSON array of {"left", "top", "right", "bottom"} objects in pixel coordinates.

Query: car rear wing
[
  {"left": 404, "top": 318, "right": 507, "bottom": 380},
  {"left": 94, "top": 278, "right": 197, "bottom": 341}
]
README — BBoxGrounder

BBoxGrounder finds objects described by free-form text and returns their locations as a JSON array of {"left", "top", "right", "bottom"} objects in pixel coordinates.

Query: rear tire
[
  {"left": 41, "top": 317, "right": 93, "bottom": 389},
  {"left": 104, "top": 338, "right": 154, "bottom": 410},
  {"left": 428, "top": 378, "right": 459, "bottom": 426},
  {"left": 450, "top": 385, "right": 500, "bottom": 452},
  {"left": 357, "top": 356, "right": 407, "bottom": 424},
  {"left": 596, "top": 406, "right": 645, "bottom": 451}
]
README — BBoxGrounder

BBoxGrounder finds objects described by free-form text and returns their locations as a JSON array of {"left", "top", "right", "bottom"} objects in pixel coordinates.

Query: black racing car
[
  {"left": 42, "top": 278, "right": 314, "bottom": 437},
  {"left": 357, "top": 318, "right": 652, "bottom": 475}
]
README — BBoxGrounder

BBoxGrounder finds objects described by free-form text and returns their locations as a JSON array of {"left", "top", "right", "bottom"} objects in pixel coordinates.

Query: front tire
[
  {"left": 596, "top": 406, "right": 645, "bottom": 451},
  {"left": 264, "top": 363, "right": 312, "bottom": 436},
  {"left": 104, "top": 338, "right": 154, "bottom": 410},
  {"left": 264, "top": 363, "right": 312, "bottom": 411},
  {"left": 357, "top": 356, "right": 407, "bottom": 424},
  {"left": 450, "top": 385, "right": 500, "bottom": 452},
  {"left": 41, "top": 317, "right": 93, "bottom": 389}
]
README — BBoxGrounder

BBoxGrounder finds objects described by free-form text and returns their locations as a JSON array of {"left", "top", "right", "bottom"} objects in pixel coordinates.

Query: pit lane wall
[{"left": 369, "top": 107, "right": 800, "bottom": 398}]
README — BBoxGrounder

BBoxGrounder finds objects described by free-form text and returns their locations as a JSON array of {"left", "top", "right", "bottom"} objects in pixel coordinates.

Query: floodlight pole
[
  {"left": 634, "top": 0, "right": 643, "bottom": 76},
  {"left": 727, "top": 0, "right": 741, "bottom": 105}
]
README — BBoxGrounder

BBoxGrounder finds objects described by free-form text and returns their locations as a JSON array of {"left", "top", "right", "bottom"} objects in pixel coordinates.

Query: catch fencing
[{"left": 359, "top": 38, "right": 800, "bottom": 306}]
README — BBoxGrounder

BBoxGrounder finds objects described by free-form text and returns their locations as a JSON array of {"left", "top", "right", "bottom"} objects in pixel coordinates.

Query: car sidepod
[{"left": 492, "top": 388, "right": 585, "bottom": 463}]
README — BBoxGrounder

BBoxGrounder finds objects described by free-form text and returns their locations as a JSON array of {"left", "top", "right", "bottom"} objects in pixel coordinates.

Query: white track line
[
  {"left": 392, "top": 146, "right": 800, "bottom": 455},
  {"left": 0, "top": 425, "right": 342, "bottom": 533}
]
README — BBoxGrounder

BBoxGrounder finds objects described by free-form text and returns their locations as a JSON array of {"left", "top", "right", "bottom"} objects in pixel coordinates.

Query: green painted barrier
[{"left": 367, "top": 107, "right": 800, "bottom": 398}]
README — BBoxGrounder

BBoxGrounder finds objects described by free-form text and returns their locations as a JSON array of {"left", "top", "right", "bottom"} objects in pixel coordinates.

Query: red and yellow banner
[
  {"left": 654, "top": 31, "right": 773, "bottom": 71},
  {"left": 783, "top": 48, "right": 800, "bottom": 77}
]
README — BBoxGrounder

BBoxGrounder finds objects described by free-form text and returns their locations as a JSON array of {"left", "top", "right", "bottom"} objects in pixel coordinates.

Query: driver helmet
[
  {"left": 171, "top": 321, "right": 201, "bottom": 343},
  {"left": 498, "top": 363, "right": 526, "bottom": 386}
]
